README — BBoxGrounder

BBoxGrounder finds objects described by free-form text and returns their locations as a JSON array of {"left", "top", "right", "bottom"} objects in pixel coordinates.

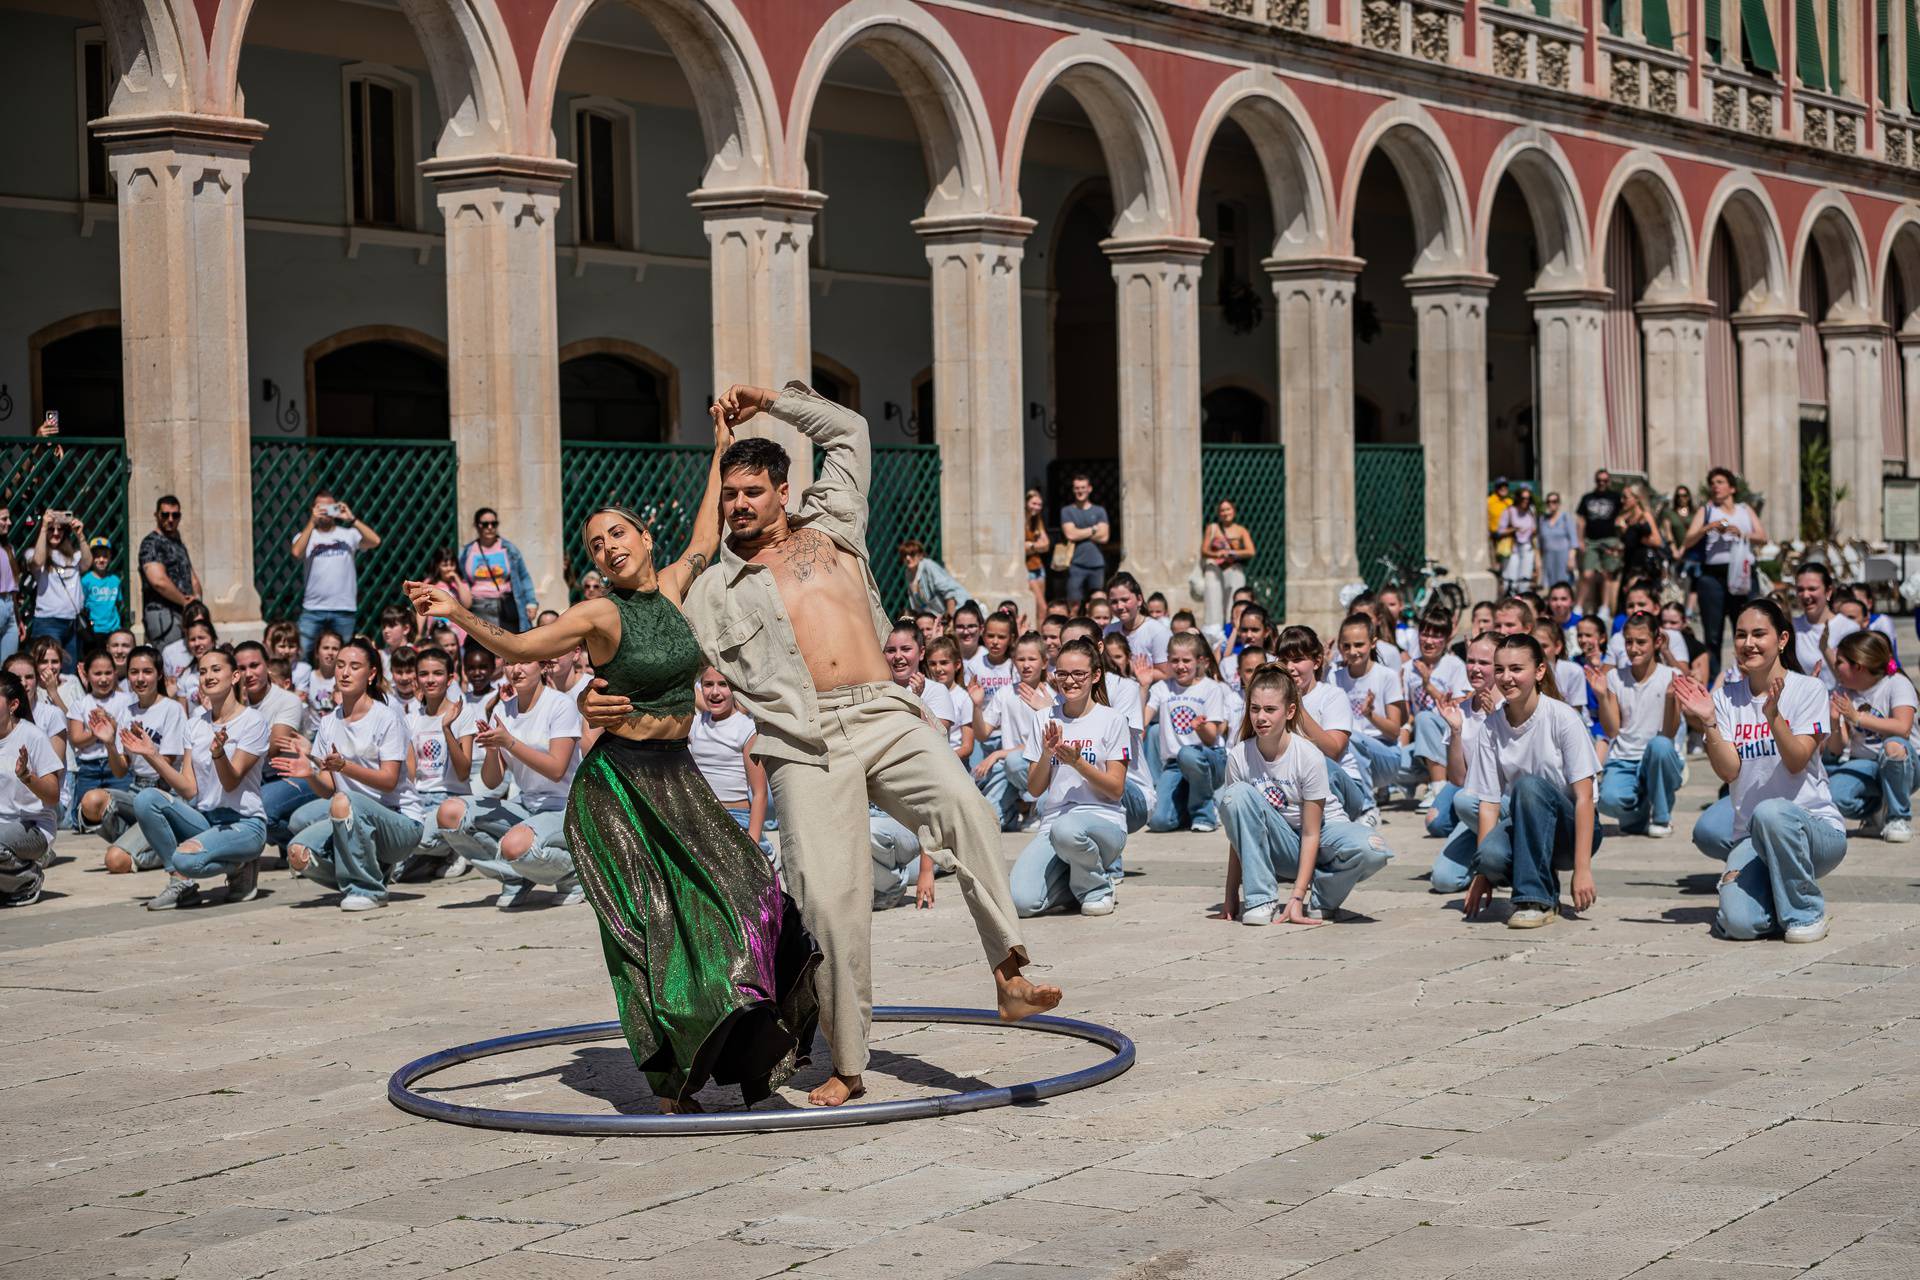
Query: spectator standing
[
  {"left": 458, "top": 508, "right": 538, "bottom": 634},
  {"left": 1486, "top": 479, "right": 1514, "bottom": 572},
  {"left": 81, "top": 537, "right": 124, "bottom": 637},
  {"left": 25, "top": 509, "right": 87, "bottom": 671},
  {"left": 1616, "top": 485, "right": 1667, "bottom": 598},
  {"left": 1498, "top": 488, "right": 1538, "bottom": 591},
  {"left": 292, "top": 492, "right": 381, "bottom": 654},
  {"left": 0, "top": 507, "right": 22, "bottom": 662},
  {"left": 136, "top": 496, "right": 198, "bottom": 649},
  {"left": 1199, "top": 499, "right": 1255, "bottom": 632},
  {"left": 1536, "top": 492, "right": 1580, "bottom": 589},
  {"left": 1680, "top": 467, "right": 1765, "bottom": 683},
  {"left": 1059, "top": 474, "right": 1111, "bottom": 603},
  {"left": 1576, "top": 469, "right": 1623, "bottom": 619},
  {"left": 899, "top": 539, "right": 968, "bottom": 618},
  {"left": 1023, "top": 489, "right": 1051, "bottom": 624}
]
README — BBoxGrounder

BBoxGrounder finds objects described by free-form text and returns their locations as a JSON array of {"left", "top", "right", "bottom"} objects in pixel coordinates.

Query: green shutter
[
  {"left": 1828, "top": 0, "right": 1843, "bottom": 91},
  {"left": 1603, "top": 0, "right": 1624, "bottom": 37},
  {"left": 1909, "top": 0, "right": 1920, "bottom": 111},
  {"left": 1535, "top": 0, "right": 1552, "bottom": 15},
  {"left": 1741, "top": 0, "right": 1780, "bottom": 74},
  {"left": 1643, "top": 0, "right": 1675, "bottom": 49},
  {"left": 1707, "top": 0, "right": 1724, "bottom": 63},
  {"left": 1881, "top": 0, "right": 1893, "bottom": 105},
  {"left": 1796, "top": 0, "right": 1826, "bottom": 91}
]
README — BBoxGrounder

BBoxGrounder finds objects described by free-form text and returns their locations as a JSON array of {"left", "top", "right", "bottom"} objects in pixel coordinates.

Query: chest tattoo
[{"left": 777, "top": 529, "right": 835, "bottom": 581}]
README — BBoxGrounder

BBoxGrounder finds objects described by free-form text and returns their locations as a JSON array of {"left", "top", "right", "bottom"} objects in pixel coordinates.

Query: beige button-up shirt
[{"left": 682, "top": 385, "right": 894, "bottom": 765}]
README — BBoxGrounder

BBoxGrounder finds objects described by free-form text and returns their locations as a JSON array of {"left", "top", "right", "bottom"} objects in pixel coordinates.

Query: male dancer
[{"left": 583, "top": 383, "right": 1061, "bottom": 1106}]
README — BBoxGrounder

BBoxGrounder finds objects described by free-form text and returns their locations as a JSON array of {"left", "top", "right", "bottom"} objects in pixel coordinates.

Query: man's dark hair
[
  {"left": 720, "top": 438, "right": 791, "bottom": 487},
  {"left": 1070, "top": 472, "right": 1091, "bottom": 485},
  {"left": 155, "top": 495, "right": 181, "bottom": 513}
]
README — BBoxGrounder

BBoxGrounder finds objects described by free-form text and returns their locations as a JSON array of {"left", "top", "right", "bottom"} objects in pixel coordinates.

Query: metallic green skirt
[{"left": 565, "top": 736, "right": 820, "bottom": 1105}]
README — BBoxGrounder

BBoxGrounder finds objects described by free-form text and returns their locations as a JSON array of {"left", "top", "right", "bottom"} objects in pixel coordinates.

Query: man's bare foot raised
[
  {"left": 995, "top": 961, "right": 1064, "bottom": 1023},
  {"left": 809, "top": 1074, "right": 865, "bottom": 1106}
]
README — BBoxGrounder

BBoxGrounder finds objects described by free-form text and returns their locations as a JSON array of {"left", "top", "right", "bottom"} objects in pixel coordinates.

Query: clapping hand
[
  {"left": 270, "top": 738, "right": 314, "bottom": 779},
  {"left": 475, "top": 718, "right": 513, "bottom": 750},
  {"left": 1018, "top": 682, "right": 1053, "bottom": 711},
  {"left": 1830, "top": 692, "right": 1860, "bottom": 726},
  {"left": 120, "top": 723, "right": 158, "bottom": 759},
  {"left": 1042, "top": 719, "right": 1076, "bottom": 765},
  {"left": 14, "top": 749, "right": 30, "bottom": 784},
  {"left": 319, "top": 747, "right": 347, "bottom": 775},
  {"left": 87, "top": 708, "right": 113, "bottom": 740},
  {"left": 1584, "top": 663, "right": 1611, "bottom": 697},
  {"left": 1356, "top": 692, "right": 1375, "bottom": 721},
  {"left": 209, "top": 725, "right": 228, "bottom": 759},
  {"left": 1671, "top": 675, "right": 1715, "bottom": 730},
  {"left": 1130, "top": 655, "right": 1153, "bottom": 685},
  {"left": 1471, "top": 683, "right": 1499, "bottom": 716},
  {"left": 1433, "top": 690, "right": 1463, "bottom": 733},
  {"left": 1760, "top": 676, "right": 1785, "bottom": 723}
]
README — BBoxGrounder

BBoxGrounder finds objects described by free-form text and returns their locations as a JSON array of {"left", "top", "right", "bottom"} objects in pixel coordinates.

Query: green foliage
[{"left": 1800, "top": 434, "right": 1849, "bottom": 543}]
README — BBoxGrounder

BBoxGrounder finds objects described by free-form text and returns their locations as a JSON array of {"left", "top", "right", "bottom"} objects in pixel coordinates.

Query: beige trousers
[{"left": 766, "top": 682, "right": 1027, "bottom": 1075}]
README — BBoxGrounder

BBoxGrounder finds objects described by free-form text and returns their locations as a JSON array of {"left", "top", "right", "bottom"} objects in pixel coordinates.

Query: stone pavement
[{"left": 4, "top": 771, "right": 1920, "bottom": 1279}]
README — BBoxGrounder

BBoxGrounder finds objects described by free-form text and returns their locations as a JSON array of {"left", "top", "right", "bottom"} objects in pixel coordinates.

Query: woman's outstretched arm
[
  {"left": 659, "top": 409, "right": 735, "bottom": 603},
  {"left": 404, "top": 585, "right": 616, "bottom": 666}
]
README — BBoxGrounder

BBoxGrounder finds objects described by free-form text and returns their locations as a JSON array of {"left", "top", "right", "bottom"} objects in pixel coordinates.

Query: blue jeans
[
  {"left": 1597, "top": 736, "right": 1684, "bottom": 831},
  {"left": 870, "top": 807, "right": 921, "bottom": 907},
  {"left": 1426, "top": 781, "right": 1463, "bottom": 837},
  {"left": 1829, "top": 744, "right": 1917, "bottom": 823},
  {"left": 263, "top": 776, "right": 315, "bottom": 850},
  {"left": 1693, "top": 794, "right": 1736, "bottom": 862},
  {"left": 1718, "top": 800, "right": 1848, "bottom": 938},
  {"left": 28, "top": 615, "right": 80, "bottom": 672},
  {"left": 1065, "top": 564, "right": 1104, "bottom": 602},
  {"left": 0, "top": 596, "right": 16, "bottom": 662},
  {"left": 1351, "top": 733, "right": 1417, "bottom": 792},
  {"left": 133, "top": 790, "right": 266, "bottom": 879},
  {"left": 69, "top": 757, "right": 126, "bottom": 830},
  {"left": 1009, "top": 811, "right": 1127, "bottom": 915},
  {"left": 1218, "top": 782, "right": 1389, "bottom": 913},
  {"left": 1472, "top": 775, "right": 1602, "bottom": 907},
  {"left": 1431, "top": 789, "right": 1490, "bottom": 893},
  {"left": 725, "top": 805, "right": 777, "bottom": 860},
  {"left": 1408, "top": 709, "right": 1451, "bottom": 768},
  {"left": 1123, "top": 779, "right": 1149, "bottom": 833},
  {"left": 298, "top": 608, "right": 359, "bottom": 655},
  {"left": 982, "top": 749, "right": 1031, "bottom": 831},
  {"left": 1325, "top": 757, "right": 1374, "bottom": 820},
  {"left": 290, "top": 792, "right": 423, "bottom": 902},
  {"left": 443, "top": 797, "right": 576, "bottom": 889},
  {"left": 1148, "top": 744, "right": 1227, "bottom": 830}
]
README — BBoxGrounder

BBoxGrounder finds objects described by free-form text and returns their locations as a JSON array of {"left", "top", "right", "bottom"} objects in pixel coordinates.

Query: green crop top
[{"left": 598, "top": 587, "right": 702, "bottom": 719}]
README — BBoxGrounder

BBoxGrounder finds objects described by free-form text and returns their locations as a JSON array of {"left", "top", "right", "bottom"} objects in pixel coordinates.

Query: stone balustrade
[
  {"left": 1597, "top": 32, "right": 1686, "bottom": 117},
  {"left": 1704, "top": 63, "right": 1780, "bottom": 138},
  {"left": 1482, "top": 2, "right": 1576, "bottom": 92},
  {"left": 1795, "top": 88, "right": 1867, "bottom": 159}
]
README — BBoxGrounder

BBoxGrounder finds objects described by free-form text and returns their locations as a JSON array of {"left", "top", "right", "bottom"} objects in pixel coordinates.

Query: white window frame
[
  {"left": 567, "top": 96, "right": 639, "bottom": 250},
  {"left": 74, "top": 28, "right": 113, "bottom": 204},
  {"left": 340, "top": 63, "right": 422, "bottom": 232}
]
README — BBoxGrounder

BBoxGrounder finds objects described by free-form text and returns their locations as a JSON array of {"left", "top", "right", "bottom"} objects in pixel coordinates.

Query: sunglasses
[
  {"left": 158, "top": 511, "right": 181, "bottom": 520},
  {"left": 477, "top": 521, "right": 499, "bottom": 529}
]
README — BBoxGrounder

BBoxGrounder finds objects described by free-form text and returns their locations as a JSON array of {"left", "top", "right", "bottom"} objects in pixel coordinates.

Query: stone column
[
  {"left": 1405, "top": 273, "right": 1497, "bottom": 604},
  {"left": 914, "top": 214, "right": 1035, "bottom": 608},
  {"left": 1529, "top": 289, "right": 1609, "bottom": 509},
  {"left": 98, "top": 113, "right": 266, "bottom": 630},
  {"left": 1731, "top": 313, "right": 1803, "bottom": 542},
  {"left": 1637, "top": 300, "right": 1712, "bottom": 491},
  {"left": 426, "top": 155, "right": 571, "bottom": 613},
  {"left": 1823, "top": 321, "right": 1889, "bottom": 542},
  {"left": 1267, "top": 256, "right": 1362, "bottom": 637},
  {"left": 1900, "top": 333, "right": 1920, "bottom": 475},
  {"left": 1103, "top": 236, "right": 1209, "bottom": 597},
  {"left": 693, "top": 187, "right": 823, "bottom": 491}
]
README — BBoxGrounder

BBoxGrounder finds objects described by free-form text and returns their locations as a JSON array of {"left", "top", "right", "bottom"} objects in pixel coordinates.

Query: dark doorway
[
  {"left": 37, "top": 325, "right": 124, "bottom": 436},
  {"left": 1050, "top": 183, "right": 1119, "bottom": 462},
  {"left": 560, "top": 353, "right": 667, "bottom": 442},
  {"left": 312, "top": 340, "right": 448, "bottom": 439},
  {"left": 1202, "top": 386, "right": 1272, "bottom": 444}
]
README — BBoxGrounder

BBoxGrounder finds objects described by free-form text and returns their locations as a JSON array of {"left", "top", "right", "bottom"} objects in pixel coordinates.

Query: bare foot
[
  {"left": 995, "top": 971, "right": 1064, "bottom": 1023},
  {"left": 656, "top": 1096, "right": 704, "bottom": 1115},
  {"left": 808, "top": 1074, "right": 865, "bottom": 1107}
]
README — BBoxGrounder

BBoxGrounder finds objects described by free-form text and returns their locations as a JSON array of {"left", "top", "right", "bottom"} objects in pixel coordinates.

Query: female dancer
[
  {"left": 1592, "top": 614, "right": 1683, "bottom": 838},
  {"left": 1675, "top": 600, "right": 1845, "bottom": 941},
  {"left": 1462, "top": 634, "right": 1600, "bottom": 930},
  {"left": 1825, "top": 629, "right": 1915, "bottom": 843},
  {"left": 404, "top": 416, "right": 821, "bottom": 1112},
  {"left": 137, "top": 648, "right": 270, "bottom": 910},
  {"left": 1219, "top": 665, "right": 1389, "bottom": 925}
]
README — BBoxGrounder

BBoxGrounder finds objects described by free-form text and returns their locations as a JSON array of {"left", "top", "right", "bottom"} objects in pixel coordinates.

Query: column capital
[
  {"left": 1635, "top": 299, "right": 1716, "bottom": 320},
  {"left": 910, "top": 213, "right": 1035, "bottom": 245},
  {"left": 1262, "top": 254, "right": 1364, "bottom": 281},
  {"left": 420, "top": 153, "right": 574, "bottom": 192},
  {"left": 1525, "top": 286, "right": 1612, "bottom": 309},
  {"left": 92, "top": 111, "right": 267, "bottom": 153},
  {"left": 1099, "top": 234, "right": 1212, "bottom": 265},
  {"left": 1819, "top": 319, "right": 1892, "bottom": 342},
  {"left": 1730, "top": 310, "right": 1806, "bottom": 333},
  {"left": 1898, "top": 329, "right": 1920, "bottom": 349},
  {"left": 1402, "top": 270, "right": 1497, "bottom": 296},
  {"left": 688, "top": 185, "right": 826, "bottom": 216}
]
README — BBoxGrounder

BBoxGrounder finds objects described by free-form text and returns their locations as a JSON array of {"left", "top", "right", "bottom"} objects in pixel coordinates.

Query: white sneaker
[
  {"left": 435, "top": 854, "right": 471, "bottom": 879},
  {"left": 1240, "top": 903, "right": 1274, "bottom": 926},
  {"left": 1190, "top": 819, "right": 1218, "bottom": 834},
  {"left": 1360, "top": 809, "right": 1381, "bottom": 829},
  {"left": 1883, "top": 819, "right": 1913, "bottom": 844},
  {"left": 340, "top": 894, "right": 386, "bottom": 912},
  {"left": 1507, "top": 903, "right": 1556, "bottom": 929},
  {"left": 1647, "top": 822, "right": 1674, "bottom": 838},
  {"left": 556, "top": 884, "right": 586, "bottom": 907},
  {"left": 1416, "top": 792, "right": 1437, "bottom": 814},
  {"left": 1783, "top": 915, "right": 1832, "bottom": 944},
  {"left": 1079, "top": 897, "right": 1116, "bottom": 917}
]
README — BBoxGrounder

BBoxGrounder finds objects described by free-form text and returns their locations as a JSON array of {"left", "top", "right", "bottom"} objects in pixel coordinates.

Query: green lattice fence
[
  {"left": 252, "top": 438, "right": 459, "bottom": 633},
  {"left": 0, "top": 437, "right": 129, "bottom": 627},
  {"left": 867, "top": 445, "right": 940, "bottom": 616},
  {"left": 560, "top": 442, "right": 711, "bottom": 589},
  {"left": 1200, "top": 443, "right": 1285, "bottom": 615},
  {"left": 1356, "top": 443, "right": 1426, "bottom": 591}
]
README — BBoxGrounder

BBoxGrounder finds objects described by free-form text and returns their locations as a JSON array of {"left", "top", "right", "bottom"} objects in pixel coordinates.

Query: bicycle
[{"left": 1375, "top": 554, "right": 1468, "bottom": 620}]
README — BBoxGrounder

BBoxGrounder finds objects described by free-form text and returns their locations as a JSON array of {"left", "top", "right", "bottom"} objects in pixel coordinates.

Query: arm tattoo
[
  {"left": 778, "top": 529, "right": 834, "bottom": 581},
  {"left": 685, "top": 552, "right": 711, "bottom": 580}
]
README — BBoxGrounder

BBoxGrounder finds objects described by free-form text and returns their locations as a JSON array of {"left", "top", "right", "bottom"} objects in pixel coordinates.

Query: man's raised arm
[{"left": 775, "top": 383, "right": 870, "bottom": 543}]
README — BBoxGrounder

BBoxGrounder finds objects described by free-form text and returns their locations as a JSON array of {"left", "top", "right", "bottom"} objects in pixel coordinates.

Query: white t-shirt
[
  {"left": 936, "top": 682, "right": 972, "bottom": 752},
  {"left": 28, "top": 546, "right": 84, "bottom": 621},
  {"left": 1607, "top": 629, "right": 1688, "bottom": 671},
  {"left": 1022, "top": 702, "right": 1129, "bottom": 831},
  {"left": 1300, "top": 679, "right": 1365, "bottom": 782},
  {"left": 1607, "top": 664, "right": 1676, "bottom": 763},
  {"left": 302, "top": 670, "right": 338, "bottom": 737},
  {"left": 301, "top": 525, "right": 365, "bottom": 611},
  {"left": 69, "top": 689, "right": 135, "bottom": 762},
  {"left": 312, "top": 701, "right": 412, "bottom": 809},
  {"left": 1225, "top": 732, "right": 1347, "bottom": 829},
  {"left": 248, "top": 683, "right": 305, "bottom": 736},
  {"left": 1102, "top": 674, "right": 1154, "bottom": 804},
  {"left": 408, "top": 700, "right": 480, "bottom": 800},
  {"left": 916, "top": 679, "right": 957, "bottom": 730},
  {"left": 1717, "top": 672, "right": 1842, "bottom": 841},
  {"left": 0, "top": 721, "right": 62, "bottom": 839},
  {"left": 1334, "top": 664, "right": 1404, "bottom": 743},
  {"left": 161, "top": 640, "right": 192, "bottom": 683},
  {"left": 116, "top": 696, "right": 190, "bottom": 786},
  {"left": 1554, "top": 660, "right": 1590, "bottom": 724},
  {"left": 184, "top": 707, "right": 270, "bottom": 817},
  {"left": 30, "top": 698, "right": 66, "bottom": 748},
  {"left": 1701, "top": 503, "right": 1758, "bottom": 566},
  {"left": 984, "top": 683, "right": 1055, "bottom": 758},
  {"left": 493, "top": 686, "right": 582, "bottom": 814},
  {"left": 690, "top": 709, "right": 755, "bottom": 806},
  {"left": 1402, "top": 653, "right": 1471, "bottom": 716},
  {"left": 1793, "top": 614, "right": 1859, "bottom": 689},
  {"left": 964, "top": 653, "right": 1017, "bottom": 707},
  {"left": 1467, "top": 696, "right": 1599, "bottom": 800},
  {"left": 1843, "top": 672, "right": 1919, "bottom": 762},
  {"left": 1105, "top": 617, "right": 1172, "bottom": 667},
  {"left": 1147, "top": 677, "right": 1228, "bottom": 758},
  {"left": 1373, "top": 640, "right": 1403, "bottom": 672}
]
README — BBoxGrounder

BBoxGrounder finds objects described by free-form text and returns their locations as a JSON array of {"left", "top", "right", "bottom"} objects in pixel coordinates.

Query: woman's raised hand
[{"left": 404, "top": 580, "right": 455, "bottom": 620}]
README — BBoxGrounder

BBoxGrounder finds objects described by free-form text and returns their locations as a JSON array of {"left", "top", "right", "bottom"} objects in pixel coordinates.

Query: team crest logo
[
  {"left": 1172, "top": 705, "right": 1199, "bottom": 734},
  {"left": 1261, "top": 781, "right": 1288, "bottom": 811}
]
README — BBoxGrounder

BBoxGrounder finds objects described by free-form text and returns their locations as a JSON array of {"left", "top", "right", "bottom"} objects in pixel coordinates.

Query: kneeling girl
[{"left": 1008, "top": 638, "right": 1129, "bottom": 918}]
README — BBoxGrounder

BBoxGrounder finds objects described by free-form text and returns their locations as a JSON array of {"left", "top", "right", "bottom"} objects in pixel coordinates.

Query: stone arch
[
  {"left": 1878, "top": 208, "right": 1920, "bottom": 333},
  {"left": 532, "top": 0, "right": 777, "bottom": 187},
  {"left": 1183, "top": 69, "right": 1333, "bottom": 257},
  {"left": 210, "top": 0, "right": 521, "bottom": 158},
  {"left": 88, "top": 0, "right": 205, "bottom": 115},
  {"left": 1796, "top": 193, "right": 1874, "bottom": 322},
  {"left": 29, "top": 309, "right": 123, "bottom": 431},
  {"left": 303, "top": 324, "right": 448, "bottom": 438},
  {"left": 1341, "top": 102, "right": 1471, "bottom": 272},
  {"left": 1698, "top": 173, "right": 1788, "bottom": 313},
  {"left": 557, "top": 338, "right": 680, "bottom": 441},
  {"left": 1002, "top": 33, "right": 1180, "bottom": 237},
  {"left": 1475, "top": 128, "right": 1590, "bottom": 289},
  {"left": 1593, "top": 152, "right": 1694, "bottom": 301},
  {"left": 784, "top": 0, "right": 998, "bottom": 216}
]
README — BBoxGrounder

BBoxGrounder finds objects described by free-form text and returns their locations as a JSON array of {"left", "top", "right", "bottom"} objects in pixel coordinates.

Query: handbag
[
  {"left": 1050, "top": 542, "right": 1073, "bottom": 573},
  {"left": 1187, "top": 564, "right": 1207, "bottom": 601}
]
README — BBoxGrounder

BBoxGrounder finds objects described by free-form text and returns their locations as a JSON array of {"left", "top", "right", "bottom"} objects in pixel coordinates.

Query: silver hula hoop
[{"left": 388, "top": 1006, "right": 1135, "bottom": 1136}]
